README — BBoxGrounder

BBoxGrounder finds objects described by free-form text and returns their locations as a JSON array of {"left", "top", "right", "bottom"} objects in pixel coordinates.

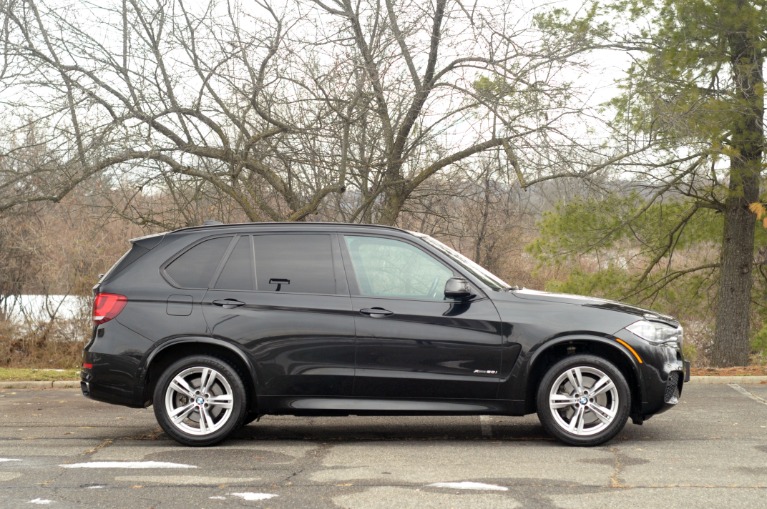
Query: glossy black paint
[
  {"left": 82, "top": 222, "right": 686, "bottom": 429},
  {"left": 352, "top": 295, "right": 505, "bottom": 399},
  {"left": 202, "top": 290, "right": 357, "bottom": 396}
]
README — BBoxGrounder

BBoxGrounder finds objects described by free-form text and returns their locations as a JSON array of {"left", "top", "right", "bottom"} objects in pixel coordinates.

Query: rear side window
[
  {"left": 165, "top": 236, "right": 232, "bottom": 288},
  {"left": 253, "top": 234, "right": 335, "bottom": 294}
]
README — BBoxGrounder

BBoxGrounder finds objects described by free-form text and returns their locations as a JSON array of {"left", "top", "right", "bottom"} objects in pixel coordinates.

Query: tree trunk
[
  {"left": 713, "top": 174, "right": 758, "bottom": 366},
  {"left": 712, "top": 3, "right": 763, "bottom": 367},
  {"left": 378, "top": 184, "right": 407, "bottom": 226}
]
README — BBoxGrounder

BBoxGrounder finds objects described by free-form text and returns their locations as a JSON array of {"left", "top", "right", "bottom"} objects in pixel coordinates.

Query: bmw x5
[{"left": 81, "top": 222, "right": 689, "bottom": 446}]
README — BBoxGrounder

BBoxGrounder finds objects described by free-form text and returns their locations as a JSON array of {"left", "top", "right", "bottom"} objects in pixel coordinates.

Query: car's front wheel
[
  {"left": 153, "top": 356, "right": 246, "bottom": 446},
  {"left": 536, "top": 354, "right": 630, "bottom": 446}
]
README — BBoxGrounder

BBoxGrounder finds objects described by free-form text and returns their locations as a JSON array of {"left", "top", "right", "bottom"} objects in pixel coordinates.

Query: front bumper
[
  {"left": 664, "top": 361, "right": 691, "bottom": 405},
  {"left": 633, "top": 356, "right": 688, "bottom": 424},
  {"left": 617, "top": 327, "right": 689, "bottom": 424}
]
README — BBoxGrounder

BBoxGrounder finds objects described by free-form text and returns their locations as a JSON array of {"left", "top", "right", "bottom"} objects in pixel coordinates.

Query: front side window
[
  {"left": 412, "top": 232, "right": 511, "bottom": 290},
  {"left": 344, "top": 236, "right": 453, "bottom": 300}
]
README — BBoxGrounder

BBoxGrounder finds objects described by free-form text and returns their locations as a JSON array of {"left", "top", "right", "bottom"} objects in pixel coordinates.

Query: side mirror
[{"left": 444, "top": 277, "right": 473, "bottom": 300}]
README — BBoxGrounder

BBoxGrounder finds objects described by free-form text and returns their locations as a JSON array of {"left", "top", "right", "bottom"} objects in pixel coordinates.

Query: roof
[{"left": 168, "top": 221, "right": 410, "bottom": 236}]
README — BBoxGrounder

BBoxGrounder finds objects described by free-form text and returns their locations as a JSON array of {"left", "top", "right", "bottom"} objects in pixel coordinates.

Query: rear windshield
[{"left": 100, "top": 234, "right": 165, "bottom": 283}]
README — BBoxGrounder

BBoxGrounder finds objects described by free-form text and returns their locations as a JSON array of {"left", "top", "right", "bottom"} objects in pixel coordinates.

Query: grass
[{"left": 0, "top": 368, "right": 80, "bottom": 381}]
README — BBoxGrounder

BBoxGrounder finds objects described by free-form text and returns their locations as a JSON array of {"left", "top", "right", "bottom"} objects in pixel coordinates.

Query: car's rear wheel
[
  {"left": 536, "top": 354, "right": 630, "bottom": 446},
  {"left": 153, "top": 356, "right": 246, "bottom": 446}
]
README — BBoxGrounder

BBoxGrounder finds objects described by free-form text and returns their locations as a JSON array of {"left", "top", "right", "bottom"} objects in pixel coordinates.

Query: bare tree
[
  {"left": 0, "top": 0, "right": 346, "bottom": 223},
  {"left": 306, "top": 0, "right": 605, "bottom": 224},
  {"left": 0, "top": 0, "right": 607, "bottom": 226}
]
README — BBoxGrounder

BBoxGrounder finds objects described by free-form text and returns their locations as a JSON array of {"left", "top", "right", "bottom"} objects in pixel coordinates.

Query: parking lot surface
[{"left": 0, "top": 382, "right": 765, "bottom": 508}]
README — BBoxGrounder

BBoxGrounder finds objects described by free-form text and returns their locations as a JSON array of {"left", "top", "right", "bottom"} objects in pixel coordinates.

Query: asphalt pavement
[{"left": 0, "top": 379, "right": 764, "bottom": 508}]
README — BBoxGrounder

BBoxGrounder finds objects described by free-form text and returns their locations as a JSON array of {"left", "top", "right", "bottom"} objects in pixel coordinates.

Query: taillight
[{"left": 93, "top": 293, "right": 127, "bottom": 325}]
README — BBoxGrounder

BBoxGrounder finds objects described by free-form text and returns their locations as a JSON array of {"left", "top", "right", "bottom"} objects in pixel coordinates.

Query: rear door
[{"left": 199, "top": 233, "right": 356, "bottom": 399}]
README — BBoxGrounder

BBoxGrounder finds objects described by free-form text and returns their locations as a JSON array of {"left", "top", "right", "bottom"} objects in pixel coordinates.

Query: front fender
[{"left": 505, "top": 333, "right": 645, "bottom": 415}]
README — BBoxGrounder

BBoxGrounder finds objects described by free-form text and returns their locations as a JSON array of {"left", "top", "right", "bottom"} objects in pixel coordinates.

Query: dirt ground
[{"left": 691, "top": 365, "right": 767, "bottom": 376}]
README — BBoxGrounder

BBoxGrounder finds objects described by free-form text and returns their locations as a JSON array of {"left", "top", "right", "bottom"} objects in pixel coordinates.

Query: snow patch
[
  {"left": 428, "top": 482, "right": 508, "bottom": 491},
  {"left": 28, "top": 499, "right": 53, "bottom": 505},
  {"left": 208, "top": 496, "right": 227, "bottom": 500},
  {"left": 4, "top": 295, "right": 83, "bottom": 324},
  {"left": 0, "top": 459, "right": 21, "bottom": 463},
  {"left": 61, "top": 461, "right": 197, "bottom": 469},
  {"left": 231, "top": 493, "right": 278, "bottom": 501}
]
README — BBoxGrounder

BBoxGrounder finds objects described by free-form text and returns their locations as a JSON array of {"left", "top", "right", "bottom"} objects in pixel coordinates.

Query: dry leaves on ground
[{"left": 691, "top": 365, "right": 767, "bottom": 376}]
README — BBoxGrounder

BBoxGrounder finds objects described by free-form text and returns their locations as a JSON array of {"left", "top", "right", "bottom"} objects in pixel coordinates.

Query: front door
[{"left": 342, "top": 235, "right": 504, "bottom": 400}]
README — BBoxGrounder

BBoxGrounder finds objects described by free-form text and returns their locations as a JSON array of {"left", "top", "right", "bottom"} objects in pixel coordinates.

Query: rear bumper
[
  {"left": 81, "top": 320, "right": 152, "bottom": 408},
  {"left": 80, "top": 353, "right": 147, "bottom": 408}
]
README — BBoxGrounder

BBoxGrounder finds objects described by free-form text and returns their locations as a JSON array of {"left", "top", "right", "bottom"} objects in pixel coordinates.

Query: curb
[
  {"left": 0, "top": 377, "right": 765, "bottom": 390},
  {"left": 0, "top": 381, "right": 80, "bottom": 389},
  {"left": 689, "top": 376, "right": 767, "bottom": 385}
]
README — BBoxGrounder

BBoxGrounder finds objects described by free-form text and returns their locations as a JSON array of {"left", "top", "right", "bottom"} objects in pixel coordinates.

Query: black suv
[{"left": 81, "top": 222, "right": 689, "bottom": 447}]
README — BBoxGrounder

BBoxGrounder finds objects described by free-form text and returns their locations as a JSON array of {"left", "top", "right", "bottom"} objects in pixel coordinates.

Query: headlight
[{"left": 626, "top": 320, "right": 683, "bottom": 346}]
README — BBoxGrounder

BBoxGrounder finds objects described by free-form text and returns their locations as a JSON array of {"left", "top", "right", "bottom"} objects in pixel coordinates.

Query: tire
[
  {"left": 153, "top": 355, "right": 246, "bottom": 446},
  {"left": 536, "top": 354, "right": 630, "bottom": 446}
]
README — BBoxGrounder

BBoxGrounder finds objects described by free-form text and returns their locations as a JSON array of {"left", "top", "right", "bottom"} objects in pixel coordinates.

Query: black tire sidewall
[
  {"left": 536, "top": 354, "right": 630, "bottom": 446},
  {"left": 153, "top": 355, "right": 246, "bottom": 447}
]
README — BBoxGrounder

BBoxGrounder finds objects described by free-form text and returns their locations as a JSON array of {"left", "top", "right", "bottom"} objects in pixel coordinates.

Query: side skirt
[{"left": 257, "top": 396, "right": 526, "bottom": 416}]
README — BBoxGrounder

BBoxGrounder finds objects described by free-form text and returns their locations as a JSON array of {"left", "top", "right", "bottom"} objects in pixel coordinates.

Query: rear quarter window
[{"left": 164, "top": 236, "right": 232, "bottom": 288}]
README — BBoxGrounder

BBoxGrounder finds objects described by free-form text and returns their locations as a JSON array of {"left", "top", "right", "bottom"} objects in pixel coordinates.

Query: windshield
[{"left": 411, "top": 232, "right": 512, "bottom": 291}]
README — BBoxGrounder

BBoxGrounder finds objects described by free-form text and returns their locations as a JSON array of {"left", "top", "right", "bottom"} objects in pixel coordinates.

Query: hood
[{"left": 510, "top": 289, "right": 678, "bottom": 325}]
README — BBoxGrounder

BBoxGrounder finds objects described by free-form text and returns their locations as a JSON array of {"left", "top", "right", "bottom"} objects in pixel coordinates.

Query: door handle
[
  {"left": 212, "top": 299, "right": 246, "bottom": 309},
  {"left": 359, "top": 307, "right": 393, "bottom": 318}
]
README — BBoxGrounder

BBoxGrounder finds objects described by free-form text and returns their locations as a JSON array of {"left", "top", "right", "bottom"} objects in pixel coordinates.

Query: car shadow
[{"left": 232, "top": 415, "right": 553, "bottom": 443}]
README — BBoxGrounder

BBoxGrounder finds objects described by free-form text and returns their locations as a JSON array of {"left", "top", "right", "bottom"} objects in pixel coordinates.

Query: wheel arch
[
  {"left": 142, "top": 337, "right": 258, "bottom": 412},
  {"left": 523, "top": 335, "right": 643, "bottom": 417}
]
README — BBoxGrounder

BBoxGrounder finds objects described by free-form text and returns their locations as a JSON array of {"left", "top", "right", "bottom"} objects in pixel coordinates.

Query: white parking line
[
  {"left": 60, "top": 461, "right": 197, "bottom": 469},
  {"left": 728, "top": 384, "right": 767, "bottom": 406}
]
